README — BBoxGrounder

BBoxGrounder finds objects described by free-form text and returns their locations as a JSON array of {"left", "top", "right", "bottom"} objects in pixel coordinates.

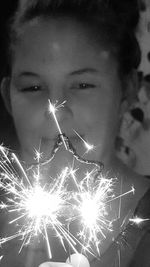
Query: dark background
[{"left": 0, "top": 0, "right": 18, "bottom": 147}]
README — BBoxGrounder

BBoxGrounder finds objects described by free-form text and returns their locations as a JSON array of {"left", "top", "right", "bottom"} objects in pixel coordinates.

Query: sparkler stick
[
  {"left": 48, "top": 100, "right": 68, "bottom": 150},
  {"left": 44, "top": 223, "right": 52, "bottom": 259}
]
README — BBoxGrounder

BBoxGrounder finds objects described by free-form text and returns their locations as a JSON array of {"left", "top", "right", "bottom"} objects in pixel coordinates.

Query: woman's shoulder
[
  {"left": 128, "top": 169, "right": 150, "bottom": 216},
  {"left": 130, "top": 230, "right": 150, "bottom": 267},
  {"left": 129, "top": 185, "right": 150, "bottom": 266},
  {"left": 91, "top": 182, "right": 150, "bottom": 267},
  {"left": 111, "top": 158, "right": 150, "bottom": 220},
  {"left": 134, "top": 181, "right": 150, "bottom": 223},
  {"left": 115, "top": 158, "right": 150, "bottom": 205},
  {"left": 128, "top": 181, "right": 150, "bottom": 267}
]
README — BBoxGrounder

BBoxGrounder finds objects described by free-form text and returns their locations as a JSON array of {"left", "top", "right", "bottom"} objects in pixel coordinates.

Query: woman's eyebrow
[
  {"left": 14, "top": 68, "right": 99, "bottom": 80},
  {"left": 15, "top": 71, "right": 39, "bottom": 78},
  {"left": 69, "top": 68, "right": 99, "bottom": 76}
]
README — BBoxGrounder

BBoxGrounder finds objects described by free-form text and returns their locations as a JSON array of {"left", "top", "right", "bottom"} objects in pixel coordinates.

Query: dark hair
[{"left": 7, "top": 0, "right": 141, "bottom": 78}]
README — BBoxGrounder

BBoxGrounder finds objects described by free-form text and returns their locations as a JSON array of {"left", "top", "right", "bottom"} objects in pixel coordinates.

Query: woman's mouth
[{"left": 41, "top": 133, "right": 85, "bottom": 146}]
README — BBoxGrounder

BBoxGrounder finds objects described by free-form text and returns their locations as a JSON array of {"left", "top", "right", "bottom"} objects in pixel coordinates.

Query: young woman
[{"left": 1, "top": 0, "right": 150, "bottom": 266}]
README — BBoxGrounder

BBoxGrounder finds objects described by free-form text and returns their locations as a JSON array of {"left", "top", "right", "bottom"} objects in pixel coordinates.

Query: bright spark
[
  {"left": 129, "top": 216, "right": 150, "bottom": 225},
  {"left": 73, "top": 130, "right": 95, "bottom": 153},
  {"left": 72, "top": 175, "right": 116, "bottom": 254},
  {"left": 34, "top": 149, "right": 43, "bottom": 161},
  {"left": 0, "top": 256, "right": 3, "bottom": 262}
]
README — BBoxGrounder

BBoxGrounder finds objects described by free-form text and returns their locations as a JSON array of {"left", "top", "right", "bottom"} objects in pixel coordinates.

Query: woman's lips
[
  {"left": 40, "top": 135, "right": 84, "bottom": 155},
  {"left": 39, "top": 135, "right": 85, "bottom": 160},
  {"left": 42, "top": 134, "right": 85, "bottom": 144}
]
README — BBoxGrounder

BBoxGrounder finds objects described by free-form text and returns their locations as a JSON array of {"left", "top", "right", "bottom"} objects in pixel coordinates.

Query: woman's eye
[
  {"left": 71, "top": 83, "right": 96, "bottom": 90},
  {"left": 20, "top": 85, "right": 41, "bottom": 92}
]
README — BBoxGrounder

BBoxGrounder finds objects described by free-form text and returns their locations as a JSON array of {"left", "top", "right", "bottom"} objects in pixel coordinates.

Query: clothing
[
  {"left": 90, "top": 187, "right": 150, "bottom": 267},
  {"left": 129, "top": 187, "right": 150, "bottom": 267}
]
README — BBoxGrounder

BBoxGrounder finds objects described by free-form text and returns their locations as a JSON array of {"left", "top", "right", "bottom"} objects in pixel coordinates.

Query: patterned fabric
[{"left": 117, "top": 0, "right": 150, "bottom": 175}]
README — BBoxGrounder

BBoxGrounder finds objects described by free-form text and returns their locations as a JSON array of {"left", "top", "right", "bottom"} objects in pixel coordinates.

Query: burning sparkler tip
[{"left": 129, "top": 216, "right": 150, "bottom": 226}]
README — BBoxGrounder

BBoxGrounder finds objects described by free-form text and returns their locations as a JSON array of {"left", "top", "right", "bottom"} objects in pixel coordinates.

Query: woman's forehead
[
  {"left": 11, "top": 18, "right": 117, "bottom": 77},
  {"left": 15, "top": 17, "right": 112, "bottom": 55}
]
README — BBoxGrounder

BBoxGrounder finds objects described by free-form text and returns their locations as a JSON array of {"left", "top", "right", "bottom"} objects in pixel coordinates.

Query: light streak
[
  {"left": 106, "top": 186, "right": 135, "bottom": 204},
  {"left": 48, "top": 99, "right": 68, "bottom": 150},
  {"left": 73, "top": 130, "right": 95, "bottom": 153}
]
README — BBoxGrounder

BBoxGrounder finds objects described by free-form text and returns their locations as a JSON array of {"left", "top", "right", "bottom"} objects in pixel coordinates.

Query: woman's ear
[{"left": 1, "top": 77, "right": 12, "bottom": 115}]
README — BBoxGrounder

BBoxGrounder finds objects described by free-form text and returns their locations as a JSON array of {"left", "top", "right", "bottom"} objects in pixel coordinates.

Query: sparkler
[
  {"left": 0, "top": 99, "right": 147, "bottom": 265},
  {"left": 72, "top": 175, "right": 115, "bottom": 254},
  {"left": 0, "top": 145, "right": 76, "bottom": 259}
]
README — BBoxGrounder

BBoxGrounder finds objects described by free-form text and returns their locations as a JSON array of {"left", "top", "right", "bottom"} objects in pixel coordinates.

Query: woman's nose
[
  {"left": 44, "top": 94, "right": 73, "bottom": 124},
  {"left": 49, "top": 86, "right": 65, "bottom": 104}
]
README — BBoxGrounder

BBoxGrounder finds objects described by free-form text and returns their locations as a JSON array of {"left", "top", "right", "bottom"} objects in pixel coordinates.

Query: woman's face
[{"left": 9, "top": 18, "right": 123, "bottom": 165}]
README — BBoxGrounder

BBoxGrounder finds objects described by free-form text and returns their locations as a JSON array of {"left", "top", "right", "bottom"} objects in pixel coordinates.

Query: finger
[
  {"left": 39, "top": 262, "right": 72, "bottom": 267},
  {"left": 66, "top": 253, "right": 90, "bottom": 267}
]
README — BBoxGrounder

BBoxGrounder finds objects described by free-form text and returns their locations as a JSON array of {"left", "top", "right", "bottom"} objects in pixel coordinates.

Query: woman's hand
[
  {"left": 39, "top": 254, "right": 90, "bottom": 267},
  {"left": 39, "top": 263, "right": 71, "bottom": 267}
]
